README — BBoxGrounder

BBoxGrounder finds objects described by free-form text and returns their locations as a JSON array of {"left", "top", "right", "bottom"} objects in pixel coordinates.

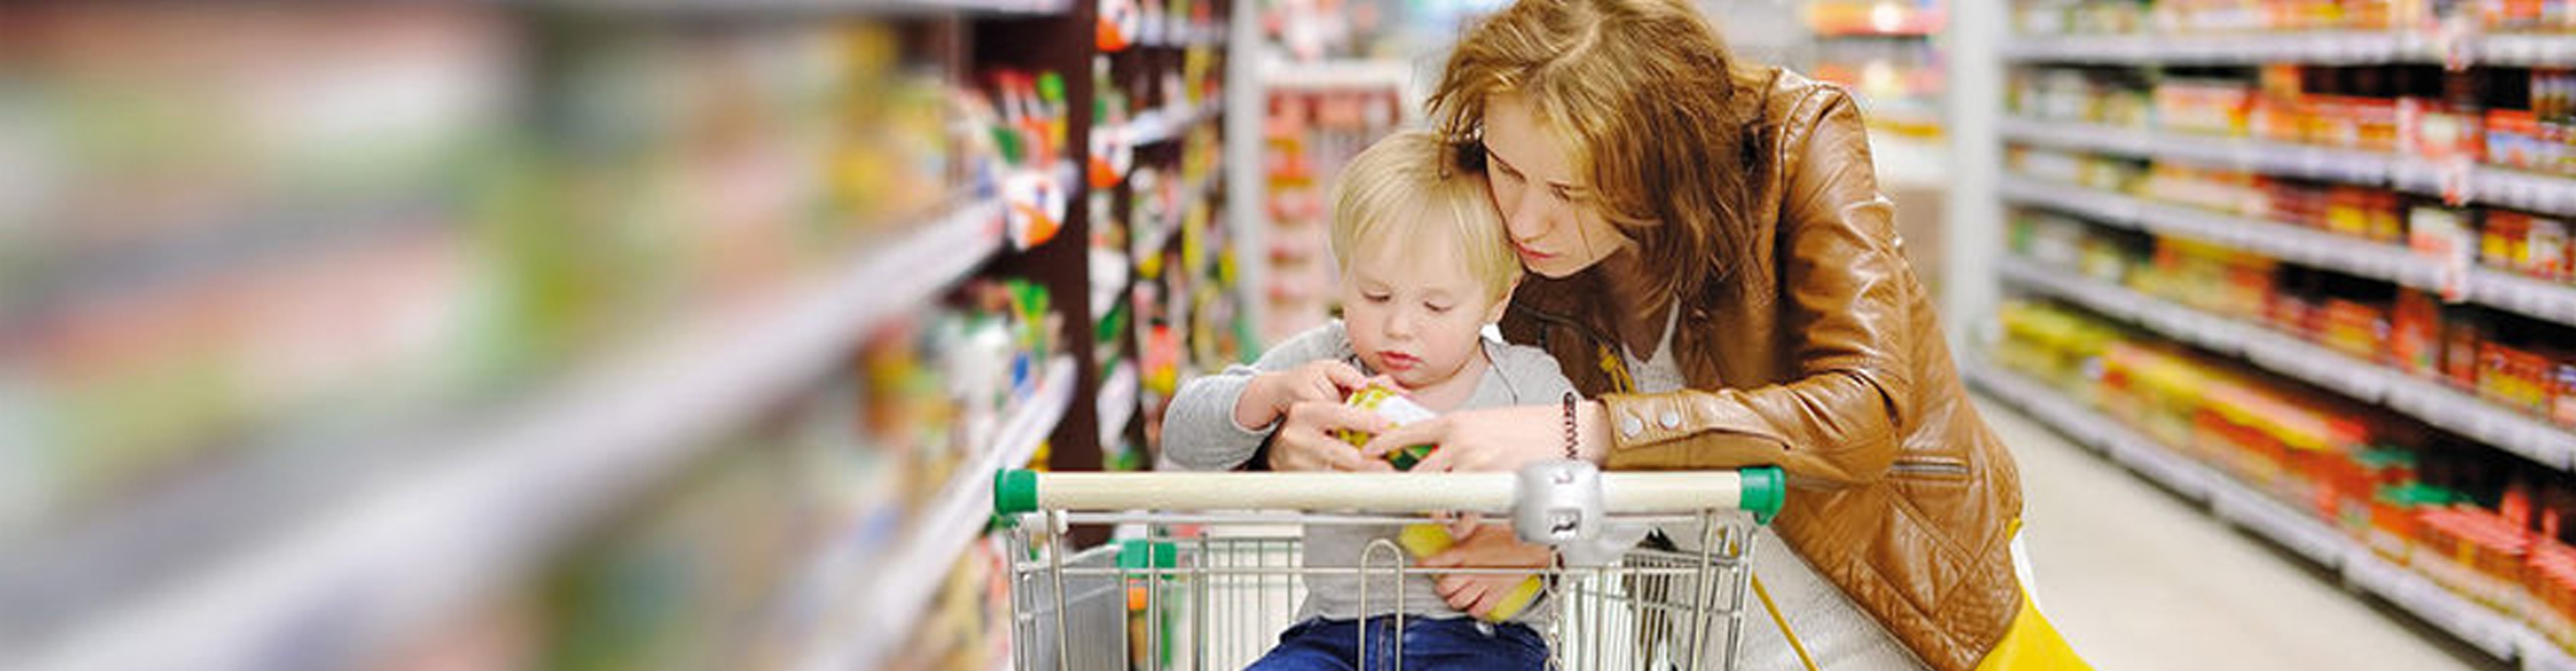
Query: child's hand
[
  {"left": 1266, "top": 401, "right": 1398, "bottom": 472},
  {"left": 1234, "top": 360, "right": 1379, "bottom": 431},
  {"left": 1419, "top": 524, "right": 1554, "bottom": 619}
]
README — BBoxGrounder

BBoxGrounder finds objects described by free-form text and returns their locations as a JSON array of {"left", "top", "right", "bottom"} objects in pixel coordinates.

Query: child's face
[{"left": 1340, "top": 227, "right": 1511, "bottom": 391}]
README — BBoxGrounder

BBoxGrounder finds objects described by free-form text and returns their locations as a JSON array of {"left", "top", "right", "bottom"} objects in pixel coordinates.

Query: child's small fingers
[
  {"left": 1466, "top": 585, "right": 1503, "bottom": 619},
  {"left": 1447, "top": 515, "right": 1480, "bottom": 539},
  {"left": 1323, "top": 362, "right": 1373, "bottom": 392},
  {"left": 1458, "top": 582, "right": 1496, "bottom": 614},
  {"left": 1434, "top": 575, "right": 1470, "bottom": 599}
]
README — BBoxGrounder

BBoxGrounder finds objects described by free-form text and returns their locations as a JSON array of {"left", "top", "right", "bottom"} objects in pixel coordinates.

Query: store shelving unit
[
  {"left": 1998, "top": 175, "right": 2576, "bottom": 327},
  {"left": 1993, "top": 256, "right": 2576, "bottom": 469},
  {"left": 16, "top": 189, "right": 1032, "bottom": 670},
  {"left": 1984, "top": 11, "right": 2576, "bottom": 664},
  {"left": 1970, "top": 360, "right": 2576, "bottom": 670},
  {"left": 3, "top": 0, "right": 1244, "bottom": 668},
  {"left": 1998, "top": 117, "right": 2576, "bottom": 219},
  {"left": 802, "top": 356, "right": 1075, "bottom": 671},
  {"left": 1091, "top": 6, "right": 1239, "bottom": 466},
  {"left": 2000, "top": 31, "right": 2576, "bottom": 67}
]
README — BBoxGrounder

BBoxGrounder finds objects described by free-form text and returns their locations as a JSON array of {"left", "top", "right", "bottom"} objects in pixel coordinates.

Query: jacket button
[
  {"left": 1659, "top": 411, "right": 1681, "bottom": 429},
  {"left": 1619, "top": 415, "right": 1644, "bottom": 437}
]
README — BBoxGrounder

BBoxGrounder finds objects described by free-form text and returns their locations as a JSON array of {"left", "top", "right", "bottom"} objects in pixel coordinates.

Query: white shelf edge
[
  {"left": 1996, "top": 30, "right": 2576, "bottom": 66},
  {"left": 2472, "top": 268, "right": 2576, "bottom": 329},
  {"left": 2000, "top": 175, "right": 2576, "bottom": 329},
  {"left": 2342, "top": 550, "right": 2528, "bottom": 660},
  {"left": 2000, "top": 116, "right": 2576, "bottom": 218},
  {"left": 1260, "top": 60, "right": 1414, "bottom": 90},
  {"left": 2476, "top": 166, "right": 2576, "bottom": 219},
  {"left": 811, "top": 355, "right": 1075, "bottom": 671},
  {"left": 17, "top": 198, "right": 1010, "bottom": 671},
  {"left": 1997, "top": 256, "right": 2576, "bottom": 471},
  {"left": 1999, "top": 116, "right": 2393, "bottom": 185},
  {"left": 1125, "top": 100, "right": 1224, "bottom": 147},
  {"left": 1099, "top": 360, "right": 1140, "bottom": 448},
  {"left": 1966, "top": 361, "right": 2538, "bottom": 664}
]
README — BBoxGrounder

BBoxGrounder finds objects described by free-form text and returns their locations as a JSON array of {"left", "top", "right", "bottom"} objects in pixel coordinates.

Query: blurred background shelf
[
  {"left": 1996, "top": 256, "right": 2576, "bottom": 470},
  {"left": 15, "top": 196, "right": 1011, "bottom": 671},
  {"left": 1969, "top": 360, "right": 2568, "bottom": 668},
  {"left": 799, "top": 354, "right": 1074, "bottom": 671}
]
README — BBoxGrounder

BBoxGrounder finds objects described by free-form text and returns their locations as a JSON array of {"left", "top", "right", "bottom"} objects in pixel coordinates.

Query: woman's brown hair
[{"left": 1429, "top": 0, "right": 1770, "bottom": 305}]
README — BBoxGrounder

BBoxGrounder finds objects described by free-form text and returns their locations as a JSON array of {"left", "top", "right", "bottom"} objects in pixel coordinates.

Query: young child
[{"left": 1164, "top": 130, "right": 1576, "bottom": 670}]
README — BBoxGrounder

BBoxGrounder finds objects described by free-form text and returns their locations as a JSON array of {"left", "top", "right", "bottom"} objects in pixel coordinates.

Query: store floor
[{"left": 1979, "top": 393, "right": 2505, "bottom": 670}]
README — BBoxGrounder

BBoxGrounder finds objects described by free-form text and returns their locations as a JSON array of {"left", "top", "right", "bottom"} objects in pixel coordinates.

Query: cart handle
[{"left": 996, "top": 465, "right": 1784, "bottom": 524}]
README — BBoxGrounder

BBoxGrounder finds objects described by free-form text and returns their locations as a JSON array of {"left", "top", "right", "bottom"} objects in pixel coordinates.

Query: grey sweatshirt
[{"left": 1164, "top": 321, "right": 1577, "bottom": 624}]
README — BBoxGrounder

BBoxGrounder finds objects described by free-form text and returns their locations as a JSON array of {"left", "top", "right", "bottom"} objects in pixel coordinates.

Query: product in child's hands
[
  {"left": 1396, "top": 521, "right": 1546, "bottom": 623},
  {"left": 1337, "top": 383, "right": 1437, "bottom": 468},
  {"left": 1336, "top": 382, "right": 1545, "bottom": 621}
]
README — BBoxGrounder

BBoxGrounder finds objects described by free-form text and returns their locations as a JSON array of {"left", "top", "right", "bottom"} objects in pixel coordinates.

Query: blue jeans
[{"left": 1246, "top": 615, "right": 1548, "bottom": 671}]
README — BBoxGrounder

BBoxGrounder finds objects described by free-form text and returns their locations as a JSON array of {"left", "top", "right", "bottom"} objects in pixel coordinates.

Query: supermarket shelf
[
  {"left": 1996, "top": 256, "right": 2576, "bottom": 471},
  {"left": 2002, "top": 31, "right": 2440, "bottom": 64},
  {"left": 802, "top": 355, "right": 1074, "bottom": 671},
  {"left": 1263, "top": 60, "right": 1413, "bottom": 90},
  {"left": 1998, "top": 175, "right": 2442, "bottom": 289},
  {"left": 2473, "top": 33, "right": 2576, "bottom": 67},
  {"left": 1099, "top": 360, "right": 1140, "bottom": 447},
  {"left": 13, "top": 198, "right": 1009, "bottom": 671},
  {"left": 1999, "top": 175, "right": 2576, "bottom": 328},
  {"left": 1132, "top": 21, "right": 1226, "bottom": 48},
  {"left": 2466, "top": 166, "right": 2576, "bottom": 219},
  {"left": 2004, "top": 116, "right": 2576, "bottom": 218},
  {"left": 1999, "top": 116, "right": 2392, "bottom": 185},
  {"left": 1968, "top": 361, "right": 2553, "bottom": 664},
  {"left": 2474, "top": 268, "right": 2576, "bottom": 328},
  {"left": 1125, "top": 100, "right": 1224, "bottom": 147}
]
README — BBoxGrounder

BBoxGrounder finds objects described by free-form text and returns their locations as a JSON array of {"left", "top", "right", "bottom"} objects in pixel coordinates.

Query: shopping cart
[{"left": 990, "top": 462, "right": 1786, "bottom": 670}]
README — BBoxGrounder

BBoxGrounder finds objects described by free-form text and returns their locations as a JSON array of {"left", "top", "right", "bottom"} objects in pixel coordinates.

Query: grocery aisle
[{"left": 1982, "top": 392, "right": 2500, "bottom": 670}]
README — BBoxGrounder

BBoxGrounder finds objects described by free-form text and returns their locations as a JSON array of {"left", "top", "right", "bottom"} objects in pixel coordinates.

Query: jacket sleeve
[
  {"left": 1161, "top": 322, "right": 1351, "bottom": 471},
  {"left": 1596, "top": 89, "right": 1915, "bottom": 488}
]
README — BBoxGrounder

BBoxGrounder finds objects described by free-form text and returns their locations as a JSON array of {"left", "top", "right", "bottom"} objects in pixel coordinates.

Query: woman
[{"left": 1199, "top": 0, "right": 2086, "bottom": 668}]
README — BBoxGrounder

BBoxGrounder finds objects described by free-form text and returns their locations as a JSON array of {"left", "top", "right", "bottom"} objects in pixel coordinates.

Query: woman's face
[{"left": 1480, "top": 93, "right": 1633, "bottom": 278}]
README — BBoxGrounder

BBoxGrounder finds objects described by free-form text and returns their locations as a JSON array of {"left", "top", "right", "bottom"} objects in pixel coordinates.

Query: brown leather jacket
[{"left": 1497, "top": 68, "right": 2025, "bottom": 671}]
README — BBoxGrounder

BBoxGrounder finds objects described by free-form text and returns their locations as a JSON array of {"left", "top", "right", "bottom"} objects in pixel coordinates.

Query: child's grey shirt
[{"left": 1164, "top": 320, "right": 1578, "bottom": 624}]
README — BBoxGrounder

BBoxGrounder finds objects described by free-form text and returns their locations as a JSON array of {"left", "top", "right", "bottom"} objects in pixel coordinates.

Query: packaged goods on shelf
[
  {"left": 2009, "top": 207, "right": 2576, "bottom": 429},
  {"left": 1990, "top": 300, "right": 2576, "bottom": 653}
]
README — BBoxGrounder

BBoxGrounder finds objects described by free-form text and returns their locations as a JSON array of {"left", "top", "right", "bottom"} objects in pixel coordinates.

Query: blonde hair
[
  {"left": 1329, "top": 130, "right": 1523, "bottom": 301},
  {"left": 1428, "top": 0, "right": 1768, "bottom": 303}
]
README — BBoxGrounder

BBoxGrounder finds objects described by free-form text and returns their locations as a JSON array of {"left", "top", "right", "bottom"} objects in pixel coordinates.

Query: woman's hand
[
  {"left": 1419, "top": 523, "right": 1554, "bottom": 619},
  {"left": 1357, "top": 401, "right": 1610, "bottom": 473}
]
